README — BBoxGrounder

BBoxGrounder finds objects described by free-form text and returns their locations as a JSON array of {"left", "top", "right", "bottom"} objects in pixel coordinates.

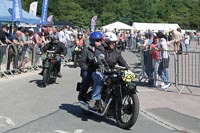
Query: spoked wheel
[{"left": 116, "top": 93, "right": 139, "bottom": 130}]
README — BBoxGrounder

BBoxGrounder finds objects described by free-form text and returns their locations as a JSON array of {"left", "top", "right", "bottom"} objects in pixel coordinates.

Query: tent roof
[
  {"left": 0, "top": 0, "right": 41, "bottom": 24},
  {"left": 132, "top": 22, "right": 180, "bottom": 32},
  {"left": 102, "top": 21, "right": 133, "bottom": 31}
]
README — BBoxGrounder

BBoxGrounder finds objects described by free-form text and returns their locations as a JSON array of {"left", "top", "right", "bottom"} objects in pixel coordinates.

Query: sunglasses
[{"left": 94, "top": 39, "right": 101, "bottom": 42}]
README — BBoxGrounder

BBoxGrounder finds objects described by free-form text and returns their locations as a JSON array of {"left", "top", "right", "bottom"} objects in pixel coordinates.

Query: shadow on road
[
  {"left": 29, "top": 79, "right": 59, "bottom": 88},
  {"left": 59, "top": 103, "right": 116, "bottom": 127},
  {"left": 29, "top": 79, "right": 44, "bottom": 88}
]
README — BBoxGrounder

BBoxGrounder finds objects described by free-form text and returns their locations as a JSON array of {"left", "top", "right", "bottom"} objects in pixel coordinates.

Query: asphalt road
[{"left": 0, "top": 50, "right": 192, "bottom": 133}]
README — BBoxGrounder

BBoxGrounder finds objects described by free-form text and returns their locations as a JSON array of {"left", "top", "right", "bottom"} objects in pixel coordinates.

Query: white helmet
[{"left": 105, "top": 31, "right": 118, "bottom": 42}]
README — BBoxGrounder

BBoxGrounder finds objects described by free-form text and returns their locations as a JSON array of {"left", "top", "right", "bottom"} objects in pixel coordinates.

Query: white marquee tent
[
  {"left": 102, "top": 21, "right": 133, "bottom": 31},
  {"left": 132, "top": 22, "right": 180, "bottom": 32}
]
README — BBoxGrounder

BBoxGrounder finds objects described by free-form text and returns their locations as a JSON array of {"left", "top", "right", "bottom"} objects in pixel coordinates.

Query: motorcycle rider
[
  {"left": 75, "top": 32, "right": 85, "bottom": 47},
  {"left": 73, "top": 32, "right": 85, "bottom": 62},
  {"left": 89, "top": 31, "right": 130, "bottom": 108},
  {"left": 78, "top": 31, "right": 105, "bottom": 101},
  {"left": 39, "top": 33, "right": 67, "bottom": 77}
]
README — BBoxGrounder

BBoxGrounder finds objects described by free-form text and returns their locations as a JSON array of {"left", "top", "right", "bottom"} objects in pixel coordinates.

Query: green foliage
[{"left": 21, "top": 0, "right": 200, "bottom": 30}]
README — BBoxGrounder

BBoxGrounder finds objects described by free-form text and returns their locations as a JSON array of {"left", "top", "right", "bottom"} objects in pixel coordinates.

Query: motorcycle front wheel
[
  {"left": 43, "top": 68, "right": 49, "bottom": 87},
  {"left": 116, "top": 93, "right": 139, "bottom": 130},
  {"left": 73, "top": 54, "right": 78, "bottom": 68}
]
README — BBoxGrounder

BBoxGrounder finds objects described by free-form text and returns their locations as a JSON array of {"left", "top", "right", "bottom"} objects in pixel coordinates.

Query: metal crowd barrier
[
  {"left": 188, "top": 36, "right": 200, "bottom": 51},
  {"left": 137, "top": 48, "right": 200, "bottom": 94},
  {"left": 0, "top": 45, "right": 8, "bottom": 78},
  {"left": 176, "top": 52, "right": 200, "bottom": 93},
  {"left": 0, "top": 44, "right": 41, "bottom": 79},
  {"left": 128, "top": 37, "right": 137, "bottom": 51}
]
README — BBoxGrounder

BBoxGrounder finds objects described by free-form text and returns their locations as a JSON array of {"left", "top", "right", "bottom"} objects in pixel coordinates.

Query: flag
[
  {"left": 91, "top": 15, "right": 97, "bottom": 31},
  {"left": 41, "top": 0, "right": 49, "bottom": 25},
  {"left": 29, "top": 1, "right": 38, "bottom": 16},
  {"left": 46, "top": 15, "right": 53, "bottom": 25},
  {"left": 12, "top": 0, "right": 23, "bottom": 21}
]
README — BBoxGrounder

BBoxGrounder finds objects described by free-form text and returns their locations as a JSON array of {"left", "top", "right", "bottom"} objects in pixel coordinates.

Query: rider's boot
[
  {"left": 78, "top": 92, "right": 87, "bottom": 101},
  {"left": 88, "top": 100, "right": 100, "bottom": 109}
]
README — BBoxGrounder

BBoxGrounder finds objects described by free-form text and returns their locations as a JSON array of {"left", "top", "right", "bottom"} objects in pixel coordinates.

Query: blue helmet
[{"left": 89, "top": 31, "right": 103, "bottom": 46}]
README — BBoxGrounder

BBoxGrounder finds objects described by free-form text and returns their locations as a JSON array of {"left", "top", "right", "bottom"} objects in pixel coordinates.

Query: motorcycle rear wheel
[{"left": 116, "top": 93, "right": 139, "bottom": 130}]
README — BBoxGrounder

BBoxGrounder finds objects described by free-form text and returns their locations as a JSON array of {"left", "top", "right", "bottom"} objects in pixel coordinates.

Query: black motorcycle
[
  {"left": 73, "top": 46, "right": 82, "bottom": 68},
  {"left": 42, "top": 50, "right": 59, "bottom": 87},
  {"left": 77, "top": 54, "right": 139, "bottom": 129}
]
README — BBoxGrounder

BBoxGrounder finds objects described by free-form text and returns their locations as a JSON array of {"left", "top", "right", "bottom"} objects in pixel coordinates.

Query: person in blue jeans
[
  {"left": 89, "top": 31, "right": 130, "bottom": 108},
  {"left": 157, "top": 32, "right": 170, "bottom": 90},
  {"left": 78, "top": 31, "right": 105, "bottom": 102}
]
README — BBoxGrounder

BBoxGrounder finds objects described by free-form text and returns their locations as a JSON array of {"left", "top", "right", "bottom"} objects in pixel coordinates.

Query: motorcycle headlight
[
  {"left": 47, "top": 53, "right": 53, "bottom": 58},
  {"left": 74, "top": 46, "right": 79, "bottom": 51},
  {"left": 122, "top": 70, "right": 135, "bottom": 82}
]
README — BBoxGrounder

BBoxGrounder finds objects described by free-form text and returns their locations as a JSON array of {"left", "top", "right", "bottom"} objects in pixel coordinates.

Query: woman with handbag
[{"left": 157, "top": 32, "right": 171, "bottom": 90}]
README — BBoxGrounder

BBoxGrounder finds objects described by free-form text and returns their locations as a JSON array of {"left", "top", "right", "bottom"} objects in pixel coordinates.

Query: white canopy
[
  {"left": 102, "top": 21, "right": 133, "bottom": 31},
  {"left": 132, "top": 22, "right": 180, "bottom": 32}
]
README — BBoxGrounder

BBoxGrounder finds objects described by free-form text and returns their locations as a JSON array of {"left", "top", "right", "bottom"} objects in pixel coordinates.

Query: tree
[{"left": 21, "top": 0, "right": 200, "bottom": 30}]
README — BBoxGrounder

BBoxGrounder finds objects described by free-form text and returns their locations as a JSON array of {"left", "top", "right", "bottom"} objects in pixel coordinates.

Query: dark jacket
[
  {"left": 79, "top": 45, "right": 105, "bottom": 71},
  {"left": 41, "top": 41, "right": 67, "bottom": 55},
  {"left": 105, "top": 47, "right": 130, "bottom": 70}
]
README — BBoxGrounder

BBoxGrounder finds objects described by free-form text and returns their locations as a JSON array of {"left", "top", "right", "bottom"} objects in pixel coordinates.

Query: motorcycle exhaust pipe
[
  {"left": 79, "top": 101, "right": 103, "bottom": 116},
  {"left": 78, "top": 98, "right": 113, "bottom": 117},
  {"left": 79, "top": 101, "right": 89, "bottom": 111}
]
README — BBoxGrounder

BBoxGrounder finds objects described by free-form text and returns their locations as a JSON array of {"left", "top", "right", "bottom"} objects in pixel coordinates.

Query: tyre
[
  {"left": 43, "top": 68, "right": 49, "bottom": 87},
  {"left": 74, "top": 54, "right": 78, "bottom": 68},
  {"left": 116, "top": 93, "right": 139, "bottom": 130}
]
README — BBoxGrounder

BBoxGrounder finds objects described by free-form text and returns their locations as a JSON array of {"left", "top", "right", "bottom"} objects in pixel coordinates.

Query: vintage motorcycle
[
  {"left": 73, "top": 46, "right": 83, "bottom": 68},
  {"left": 42, "top": 50, "right": 59, "bottom": 87},
  {"left": 77, "top": 54, "right": 139, "bottom": 129}
]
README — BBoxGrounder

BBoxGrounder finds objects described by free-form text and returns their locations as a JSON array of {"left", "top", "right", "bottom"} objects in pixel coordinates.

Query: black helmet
[{"left": 50, "top": 33, "right": 59, "bottom": 42}]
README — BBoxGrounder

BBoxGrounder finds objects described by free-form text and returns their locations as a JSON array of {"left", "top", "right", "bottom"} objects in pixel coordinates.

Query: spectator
[
  {"left": 8, "top": 30, "right": 23, "bottom": 71},
  {"left": 0, "top": 25, "right": 10, "bottom": 67},
  {"left": 157, "top": 32, "right": 170, "bottom": 90},
  {"left": 32, "top": 31, "right": 43, "bottom": 68},
  {"left": 150, "top": 36, "right": 160, "bottom": 87},
  {"left": 19, "top": 29, "right": 34, "bottom": 72},
  {"left": 144, "top": 32, "right": 154, "bottom": 86},
  {"left": 184, "top": 32, "right": 190, "bottom": 55},
  {"left": 173, "top": 28, "right": 181, "bottom": 54}
]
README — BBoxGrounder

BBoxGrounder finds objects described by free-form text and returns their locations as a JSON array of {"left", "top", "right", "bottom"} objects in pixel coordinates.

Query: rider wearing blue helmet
[{"left": 78, "top": 31, "right": 105, "bottom": 101}]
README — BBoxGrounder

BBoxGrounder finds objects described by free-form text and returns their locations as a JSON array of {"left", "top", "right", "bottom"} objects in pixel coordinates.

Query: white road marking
[
  {"left": 54, "top": 129, "right": 84, "bottom": 133},
  {"left": 0, "top": 116, "right": 15, "bottom": 127},
  {"left": 54, "top": 130, "right": 70, "bottom": 133},
  {"left": 4, "top": 116, "right": 15, "bottom": 126},
  {"left": 74, "top": 129, "right": 83, "bottom": 133}
]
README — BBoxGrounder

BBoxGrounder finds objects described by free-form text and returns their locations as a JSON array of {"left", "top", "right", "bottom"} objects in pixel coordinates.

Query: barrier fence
[
  {"left": 137, "top": 48, "right": 200, "bottom": 94},
  {"left": 0, "top": 44, "right": 40, "bottom": 79},
  {"left": 0, "top": 45, "right": 7, "bottom": 78}
]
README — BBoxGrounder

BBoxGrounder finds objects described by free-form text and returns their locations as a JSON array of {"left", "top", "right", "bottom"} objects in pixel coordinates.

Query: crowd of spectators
[{"left": 0, "top": 24, "right": 200, "bottom": 88}]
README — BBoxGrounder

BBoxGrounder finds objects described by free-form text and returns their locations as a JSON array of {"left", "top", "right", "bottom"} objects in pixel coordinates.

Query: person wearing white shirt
[{"left": 184, "top": 32, "right": 190, "bottom": 55}]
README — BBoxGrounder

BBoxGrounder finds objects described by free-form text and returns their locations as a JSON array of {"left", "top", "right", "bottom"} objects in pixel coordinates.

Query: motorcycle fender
[
  {"left": 126, "top": 82, "right": 137, "bottom": 94},
  {"left": 43, "top": 61, "right": 50, "bottom": 69}
]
